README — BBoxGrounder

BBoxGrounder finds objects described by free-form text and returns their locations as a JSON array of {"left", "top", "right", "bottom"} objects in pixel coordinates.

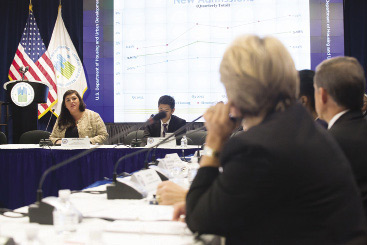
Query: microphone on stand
[
  {"left": 45, "top": 109, "right": 56, "bottom": 132},
  {"left": 145, "top": 114, "right": 203, "bottom": 168},
  {"left": 130, "top": 113, "right": 165, "bottom": 147},
  {"left": 28, "top": 111, "right": 166, "bottom": 224},
  {"left": 144, "top": 114, "right": 240, "bottom": 168},
  {"left": 39, "top": 109, "right": 56, "bottom": 147},
  {"left": 107, "top": 114, "right": 204, "bottom": 199}
]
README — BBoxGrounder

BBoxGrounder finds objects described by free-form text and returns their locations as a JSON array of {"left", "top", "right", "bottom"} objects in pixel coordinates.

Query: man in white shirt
[{"left": 314, "top": 56, "right": 367, "bottom": 219}]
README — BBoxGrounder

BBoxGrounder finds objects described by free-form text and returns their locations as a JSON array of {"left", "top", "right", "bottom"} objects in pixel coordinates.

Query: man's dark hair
[
  {"left": 299, "top": 69, "right": 316, "bottom": 111},
  {"left": 158, "top": 95, "right": 175, "bottom": 109},
  {"left": 315, "top": 57, "right": 366, "bottom": 111}
]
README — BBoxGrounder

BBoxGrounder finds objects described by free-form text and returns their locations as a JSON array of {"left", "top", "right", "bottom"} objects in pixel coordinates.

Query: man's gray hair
[{"left": 315, "top": 56, "right": 365, "bottom": 111}]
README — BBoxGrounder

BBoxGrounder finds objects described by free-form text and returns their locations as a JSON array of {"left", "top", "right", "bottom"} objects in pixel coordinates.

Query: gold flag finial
[{"left": 29, "top": 0, "right": 33, "bottom": 12}]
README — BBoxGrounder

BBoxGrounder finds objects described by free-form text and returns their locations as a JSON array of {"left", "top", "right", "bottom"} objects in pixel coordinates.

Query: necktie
[{"left": 163, "top": 123, "right": 168, "bottom": 137}]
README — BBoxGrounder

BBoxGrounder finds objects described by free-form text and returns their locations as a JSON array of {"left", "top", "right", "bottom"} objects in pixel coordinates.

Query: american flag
[{"left": 8, "top": 7, "right": 57, "bottom": 118}]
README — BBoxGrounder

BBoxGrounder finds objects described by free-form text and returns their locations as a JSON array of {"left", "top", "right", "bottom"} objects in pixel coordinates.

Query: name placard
[
  {"left": 61, "top": 138, "right": 90, "bottom": 149},
  {"left": 155, "top": 153, "right": 188, "bottom": 179},
  {"left": 146, "top": 137, "right": 176, "bottom": 148},
  {"left": 130, "top": 169, "right": 162, "bottom": 194},
  {"left": 165, "top": 153, "right": 182, "bottom": 161},
  {"left": 158, "top": 158, "right": 175, "bottom": 172}
]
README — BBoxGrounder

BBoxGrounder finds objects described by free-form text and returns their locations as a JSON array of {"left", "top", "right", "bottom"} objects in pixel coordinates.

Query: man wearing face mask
[{"left": 143, "top": 95, "right": 186, "bottom": 144}]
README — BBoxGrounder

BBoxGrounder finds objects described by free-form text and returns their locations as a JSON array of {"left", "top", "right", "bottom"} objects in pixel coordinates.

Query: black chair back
[
  {"left": 123, "top": 130, "right": 145, "bottom": 145},
  {"left": 0, "top": 131, "right": 7, "bottom": 144},
  {"left": 19, "top": 130, "right": 51, "bottom": 144},
  {"left": 186, "top": 130, "right": 207, "bottom": 145}
]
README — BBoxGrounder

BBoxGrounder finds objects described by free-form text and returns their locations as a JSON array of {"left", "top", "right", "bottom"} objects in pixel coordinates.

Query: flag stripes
[{"left": 8, "top": 9, "right": 57, "bottom": 118}]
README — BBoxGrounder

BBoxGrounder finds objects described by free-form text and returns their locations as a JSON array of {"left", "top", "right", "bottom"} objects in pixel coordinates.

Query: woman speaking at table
[
  {"left": 50, "top": 90, "right": 108, "bottom": 145},
  {"left": 173, "top": 35, "right": 366, "bottom": 244}
]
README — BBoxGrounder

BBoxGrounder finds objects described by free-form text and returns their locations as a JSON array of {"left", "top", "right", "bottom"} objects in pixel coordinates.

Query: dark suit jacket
[
  {"left": 329, "top": 110, "right": 367, "bottom": 218},
  {"left": 143, "top": 115, "right": 186, "bottom": 144},
  {"left": 186, "top": 104, "right": 366, "bottom": 244}
]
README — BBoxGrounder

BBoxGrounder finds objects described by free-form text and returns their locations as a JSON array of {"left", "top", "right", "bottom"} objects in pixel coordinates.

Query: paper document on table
[
  {"left": 105, "top": 220, "right": 192, "bottom": 235},
  {"left": 85, "top": 203, "right": 174, "bottom": 221}
]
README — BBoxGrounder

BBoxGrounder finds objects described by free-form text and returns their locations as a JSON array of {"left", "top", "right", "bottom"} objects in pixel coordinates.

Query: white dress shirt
[
  {"left": 160, "top": 117, "right": 171, "bottom": 137},
  {"left": 328, "top": 110, "right": 349, "bottom": 129}
]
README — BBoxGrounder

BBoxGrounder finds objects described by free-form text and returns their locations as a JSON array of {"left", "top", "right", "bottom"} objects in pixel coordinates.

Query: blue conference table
[{"left": 0, "top": 145, "right": 199, "bottom": 209}]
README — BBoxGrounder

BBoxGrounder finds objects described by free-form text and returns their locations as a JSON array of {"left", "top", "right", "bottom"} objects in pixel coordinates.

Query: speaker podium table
[{"left": 3, "top": 80, "right": 50, "bottom": 143}]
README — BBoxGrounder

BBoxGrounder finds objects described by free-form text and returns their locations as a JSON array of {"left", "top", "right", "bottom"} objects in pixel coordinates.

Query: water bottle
[
  {"left": 53, "top": 189, "right": 79, "bottom": 234},
  {"left": 188, "top": 156, "right": 200, "bottom": 183},
  {"left": 181, "top": 135, "right": 188, "bottom": 148}
]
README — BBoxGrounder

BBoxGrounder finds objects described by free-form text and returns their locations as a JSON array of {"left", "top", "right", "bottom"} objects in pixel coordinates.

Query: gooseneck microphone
[
  {"left": 130, "top": 112, "right": 165, "bottom": 147},
  {"left": 28, "top": 111, "right": 166, "bottom": 224},
  {"left": 45, "top": 109, "right": 56, "bottom": 132},
  {"left": 144, "top": 114, "right": 203, "bottom": 168},
  {"left": 107, "top": 116, "right": 205, "bottom": 199},
  {"left": 39, "top": 109, "right": 57, "bottom": 147},
  {"left": 130, "top": 114, "right": 152, "bottom": 147}
]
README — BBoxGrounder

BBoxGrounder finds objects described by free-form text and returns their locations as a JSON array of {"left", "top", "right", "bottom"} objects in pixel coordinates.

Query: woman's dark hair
[{"left": 57, "top": 90, "right": 86, "bottom": 129}]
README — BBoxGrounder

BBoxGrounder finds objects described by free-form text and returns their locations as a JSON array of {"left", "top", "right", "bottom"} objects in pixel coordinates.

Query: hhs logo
[
  {"left": 51, "top": 46, "right": 82, "bottom": 88},
  {"left": 10, "top": 82, "right": 35, "bottom": 107}
]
